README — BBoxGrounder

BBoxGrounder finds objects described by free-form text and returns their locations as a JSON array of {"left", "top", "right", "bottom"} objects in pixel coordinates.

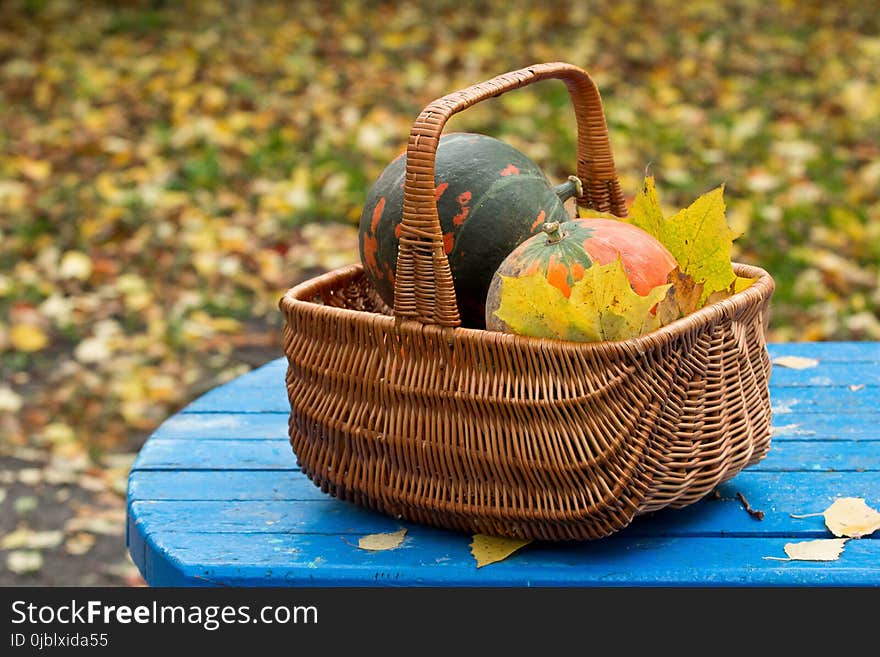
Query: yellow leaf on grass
[
  {"left": 59, "top": 251, "right": 93, "bottom": 280},
  {"left": 791, "top": 497, "right": 880, "bottom": 538},
  {"left": 764, "top": 538, "right": 848, "bottom": 562},
  {"left": 470, "top": 534, "right": 532, "bottom": 568},
  {"left": 357, "top": 528, "right": 407, "bottom": 551},
  {"left": 493, "top": 260, "right": 670, "bottom": 342},
  {"left": 9, "top": 324, "right": 49, "bottom": 352},
  {"left": 15, "top": 157, "right": 51, "bottom": 181},
  {"left": 628, "top": 176, "right": 755, "bottom": 304},
  {"left": 772, "top": 356, "right": 819, "bottom": 369},
  {"left": 6, "top": 550, "right": 43, "bottom": 574},
  {"left": 0, "top": 528, "right": 64, "bottom": 550}
]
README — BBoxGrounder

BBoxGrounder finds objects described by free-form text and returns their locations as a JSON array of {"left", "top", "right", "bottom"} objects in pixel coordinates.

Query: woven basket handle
[{"left": 393, "top": 62, "right": 626, "bottom": 327}]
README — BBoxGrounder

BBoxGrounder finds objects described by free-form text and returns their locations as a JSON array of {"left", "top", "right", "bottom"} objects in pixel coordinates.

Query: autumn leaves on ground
[{"left": 1, "top": 1, "right": 878, "bottom": 584}]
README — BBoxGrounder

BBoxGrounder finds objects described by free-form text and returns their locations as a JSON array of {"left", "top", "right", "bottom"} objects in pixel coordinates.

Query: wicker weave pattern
[
  {"left": 281, "top": 262, "right": 774, "bottom": 540},
  {"left": 279, "top": 63, "right": 775, "bottom": 541}
]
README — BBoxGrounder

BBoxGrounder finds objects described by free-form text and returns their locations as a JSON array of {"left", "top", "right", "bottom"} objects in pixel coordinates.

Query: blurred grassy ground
[{"left": 0, "top": 0, "right": 878, "bottom": 581}]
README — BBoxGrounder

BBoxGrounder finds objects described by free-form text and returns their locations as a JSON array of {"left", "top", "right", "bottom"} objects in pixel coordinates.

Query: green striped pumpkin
[{"left": 358, "top": 132, "right": 577, "bottom": 328}]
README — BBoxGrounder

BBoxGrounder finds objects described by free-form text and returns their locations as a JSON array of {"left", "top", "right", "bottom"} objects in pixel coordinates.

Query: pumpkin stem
[
  {"left": 552, "top": 175, "right": 584, "bottom": 204},
  {"left": 542, "top": 221, "right": 564, "bottom": 244}
]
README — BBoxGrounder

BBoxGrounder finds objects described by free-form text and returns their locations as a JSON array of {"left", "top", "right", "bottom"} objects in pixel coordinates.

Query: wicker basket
[{"left": 279, "top": 62, "right": 775, "bottom": 541}]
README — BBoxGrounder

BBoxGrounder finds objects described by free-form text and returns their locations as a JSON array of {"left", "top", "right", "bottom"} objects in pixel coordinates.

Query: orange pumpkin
[{"left": 485, "top": 218, "right": 677, "bottom": 322}]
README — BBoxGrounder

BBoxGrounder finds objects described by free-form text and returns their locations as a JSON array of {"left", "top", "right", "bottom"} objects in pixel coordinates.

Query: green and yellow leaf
[
  {"left": 493, "top": 259, "right": 670, "bottom": 342},
  {"left": 628, "top": 176, "right": 757, "bottom": 304}
]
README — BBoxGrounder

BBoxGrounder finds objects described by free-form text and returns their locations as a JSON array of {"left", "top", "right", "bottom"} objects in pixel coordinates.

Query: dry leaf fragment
[
  {"left": 470, "top": 534, "right": 532, "bottom": 568},
  {"left": 791, "top": 497, "right": 880, "bottom": 538},
  {"left": 0, "top": 528, "right": 64, "bottom": 550},
  {"left": 64, "top": 533, "right": 96, "bottom": 556},
  {"left": 6, "top": 550, "right": 43, "bottom": 574},
  {"left": 772, "top": 356, "right": 819, "bottom": 369},
  {"left": 764, "top": 538, "right": 848, "bottom": 562},
  {"left": 357, "top": 528, "right": 407, "bottom": 551},
  {"left": 655, "top": 268, "right": 704, "bottom": 325},
  {"left": 13, "top": 496, "right": 39, "bottom": 515},
  {"left": 736, "top": 492, "right": 764, "bottom": 520},
  {"left": 64, "top": 516, "right": 123, "bottom": 536}
]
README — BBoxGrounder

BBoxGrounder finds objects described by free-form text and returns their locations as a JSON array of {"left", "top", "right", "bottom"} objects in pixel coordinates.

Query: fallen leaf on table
[
  {"left": 764, "top": 538, "right": 848, "bottom": 562},
  {"left": 772, "top": 356, "right": 819, "bottom": 369},
  {"left": 0, "top": 528, "right": 64, "bottom": 550},
  {"left": 357, "top": 528, "right": 407, "bottom": 551},
  {"left": 470, "top": 534, "right": 532, "bottom": 568},
  {"left": 6, "top": 550, "right": 43, "bottom": 574},
  {"left": 791, "top": 497, "right": 880, "bottom": 538}
]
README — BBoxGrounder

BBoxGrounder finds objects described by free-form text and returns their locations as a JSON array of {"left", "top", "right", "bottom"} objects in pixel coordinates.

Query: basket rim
[{"left": 279, "top": 262, "right": 774, "bottom": 355}]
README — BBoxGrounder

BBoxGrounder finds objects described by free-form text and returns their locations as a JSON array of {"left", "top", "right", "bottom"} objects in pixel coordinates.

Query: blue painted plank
[
  {"left": 182, "top": 378, "right": 880, "bottom": 414},
  {"left": 769, "top": 362, "right": 880, "bottom": 387},
  {"left": 128, "top": 470, "right": 880, "bottom": 504},
  {"left": 151, "top": 413, "right": 289, "bottom": 440},
  {"left": 126, "top": 468, "right": 879, "bottom": 538},
  {"left": 257, "top": 361, "right": 880, "bottom": 388},
  {"left": 195, "top": 360, "right": 880, "bottom": 398},
  {"left": 128, "top": 470, "right": 327, "bottom": 501},
  {"left": 127, "top": 523, "right": 880, "bottom": 587},
  {"left": 766, "top": 342, "right": 880, "bottom": 362},
  {"left": 238, "top": 344, "right": 880, "bottom": 393},
  {"left": 131, "top": 438, "right": 878, "bottom": 473},
  {"left": 128, "top": 470, "right": 880, "bottom": 538},
  {"left": 758, "top": 440, "right": 878, "bottom": 471},
  {"left": 149, "top": 411, "right": 880, "bottom": 443},
  {"left": 133, "top": 439, "right": 296, "bottom": 471},
  {"left": 769, "top": 415, "right": 880, "bottom": 441},
  {"left": 769, "top": 388, "right": 879, "bottom": 414}
]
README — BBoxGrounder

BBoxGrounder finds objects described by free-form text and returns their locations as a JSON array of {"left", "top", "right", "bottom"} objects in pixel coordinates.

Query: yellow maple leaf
[
  {"left": 491, "top": 273, "right": 574, "bottom": 340},
  {"left": 492, "top": 260, "right": 670, "bottom": 342},
  {"left": 569, "top": 259, "right": 670, "bottom": 341},
  {"left": 628, "top": 176, "right": 756, "bottom": 304}
]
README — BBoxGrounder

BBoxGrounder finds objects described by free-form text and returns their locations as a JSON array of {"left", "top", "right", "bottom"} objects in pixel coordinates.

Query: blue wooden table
[{"left": 126, "top": 342, "right": 880, "bottom": 586}]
